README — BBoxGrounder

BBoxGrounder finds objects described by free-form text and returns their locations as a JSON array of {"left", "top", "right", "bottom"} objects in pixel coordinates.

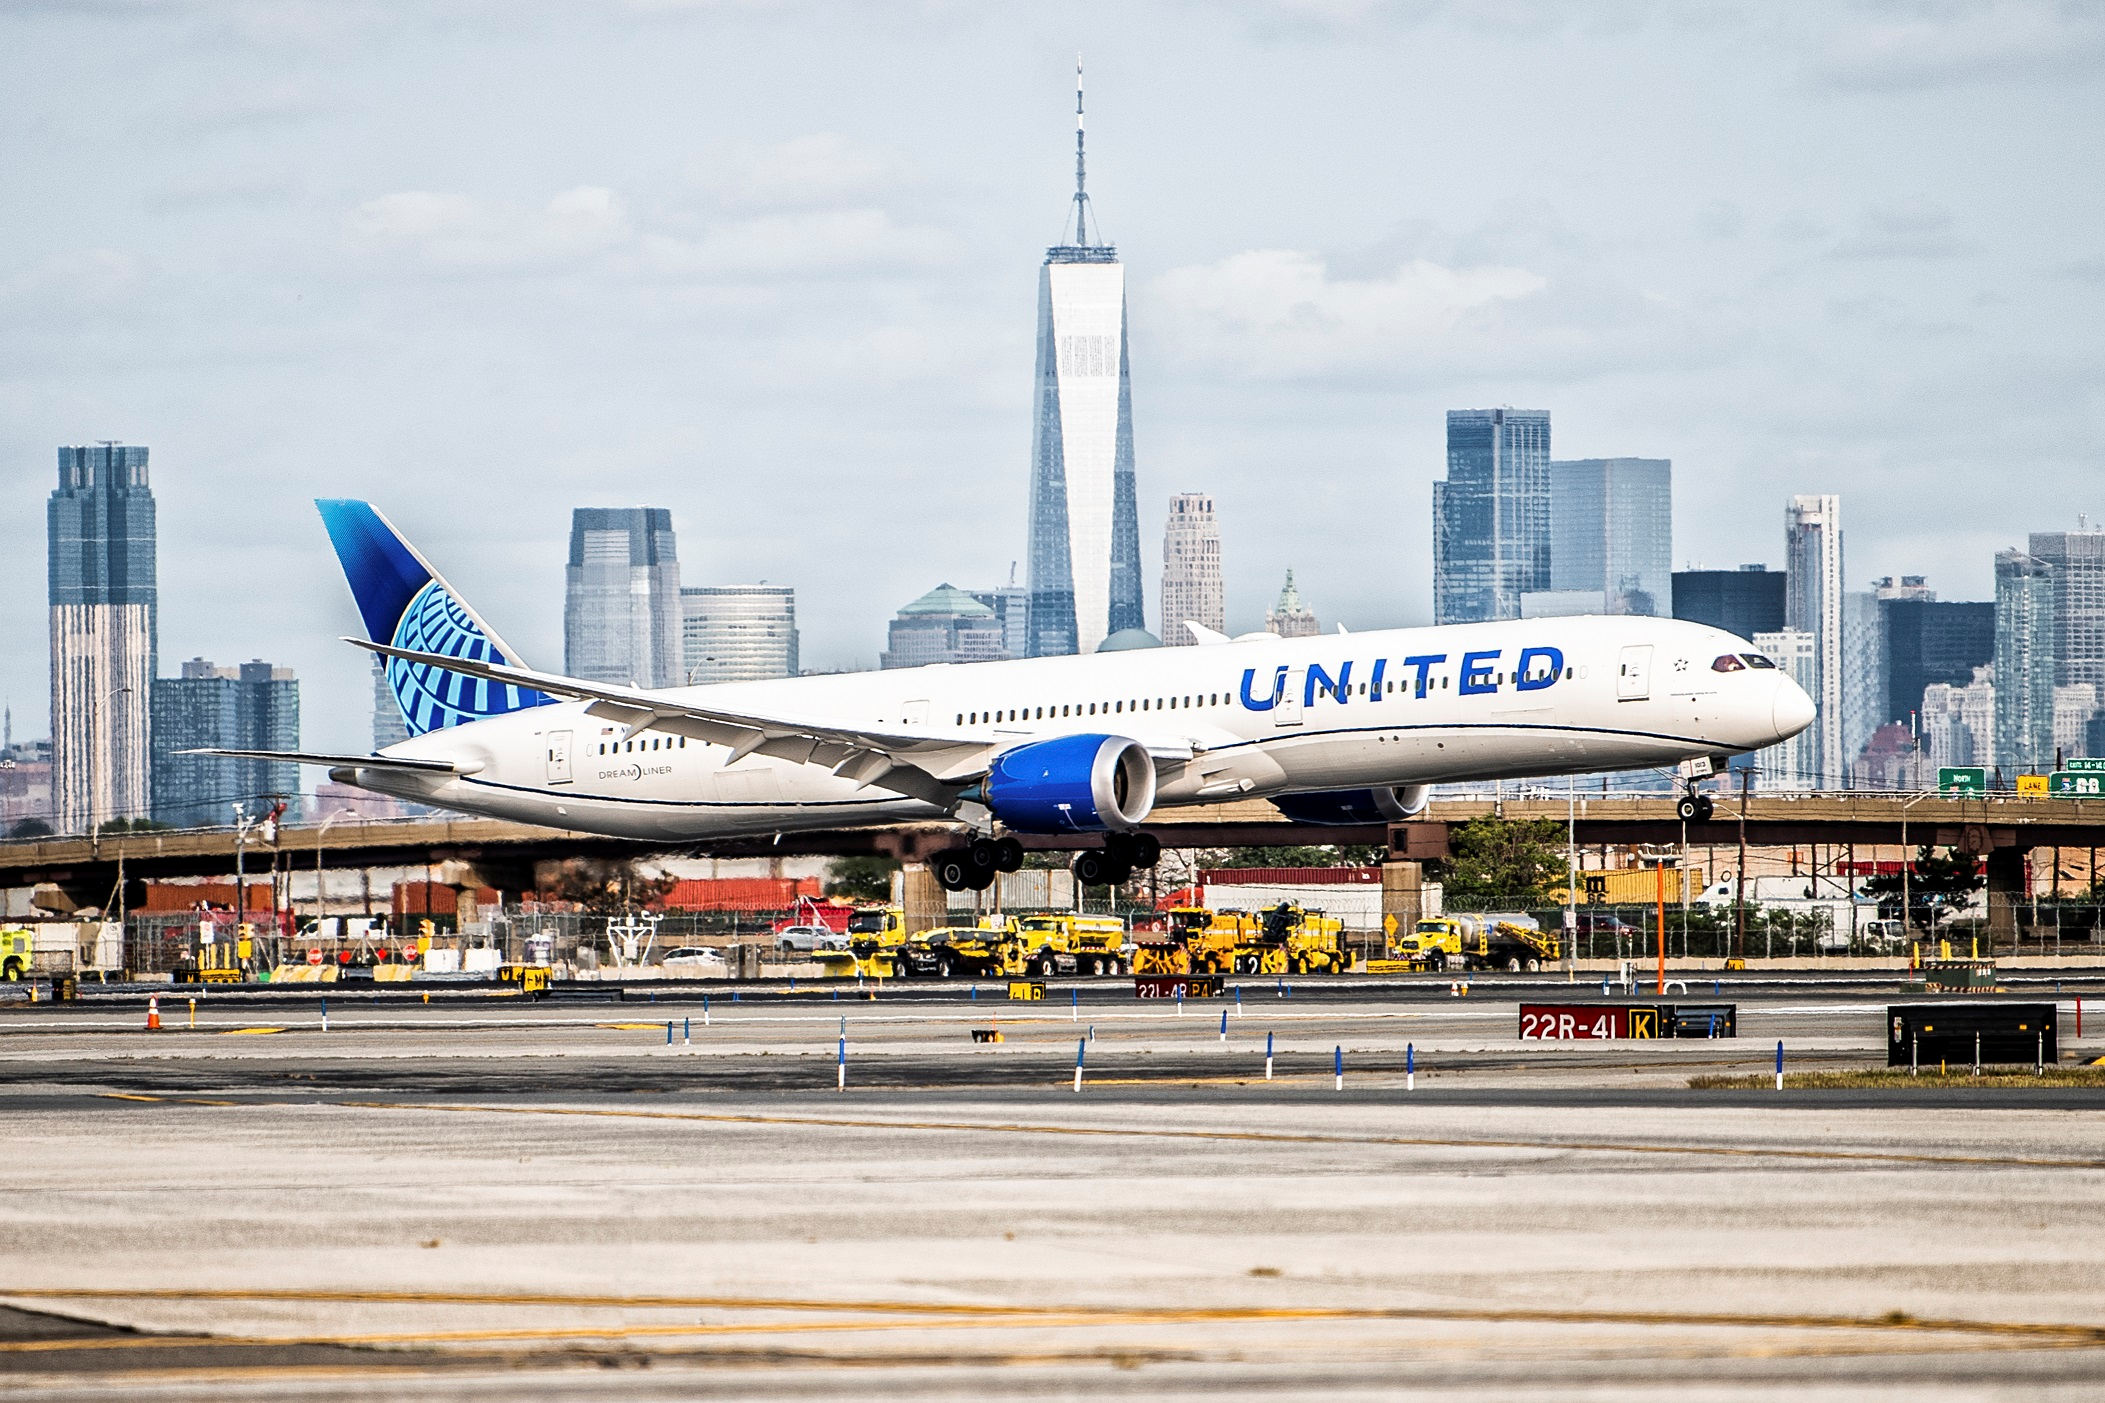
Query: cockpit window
[
  {"left": 1711, "top": 655, "right": 1746, "bottom": 673},
  {"left": 1741, "top": 653, "right": 1777, "bottom": 669}
]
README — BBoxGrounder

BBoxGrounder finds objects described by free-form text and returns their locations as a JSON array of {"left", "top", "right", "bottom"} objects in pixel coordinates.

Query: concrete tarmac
[{"left": 4, "top": 985, "right": 2105, "bottom": 1399}]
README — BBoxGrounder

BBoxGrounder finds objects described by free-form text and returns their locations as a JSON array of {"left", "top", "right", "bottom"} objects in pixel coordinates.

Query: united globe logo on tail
[{"left": 317, "top": 498, "right": 553, "bottom": 737}]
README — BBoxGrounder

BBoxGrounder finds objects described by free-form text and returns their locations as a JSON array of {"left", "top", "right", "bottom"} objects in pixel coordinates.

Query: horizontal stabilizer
[
  {"left": 1184, "top": 621, "right": 1230, "bottom": 646},
  {"left": 179, "top": 748, "right": 468, "bottom": 774}
]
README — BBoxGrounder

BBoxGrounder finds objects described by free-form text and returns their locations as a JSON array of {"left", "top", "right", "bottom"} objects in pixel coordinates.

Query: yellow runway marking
[
  {"left": 6, "top": 1287, "right": 2105, "bottom": 1350},
  {"left": 597, "top": 1023, "right": 677, "bottom": 1031},
  {"left": 219, "top": 1027, "right": 284, "bottom": 1036}
]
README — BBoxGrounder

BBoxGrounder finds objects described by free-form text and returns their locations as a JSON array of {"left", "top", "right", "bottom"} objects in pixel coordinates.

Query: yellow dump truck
[
  {"left": 1015, "top": 914, "right": 1128, "bottom": 976},
  {"left": 1395, "top": 914, "right": 1560, "bottom": 972}
]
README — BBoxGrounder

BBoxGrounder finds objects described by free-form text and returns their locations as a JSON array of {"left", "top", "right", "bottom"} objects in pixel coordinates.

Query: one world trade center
[{"left": 1024, "top": 61, "right": 1143, "bottom": 657}]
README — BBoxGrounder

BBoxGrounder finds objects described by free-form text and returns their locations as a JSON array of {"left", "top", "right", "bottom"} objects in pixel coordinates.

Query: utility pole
[{"left": 1735, "top": 765, "right": 1752, "bottom": 960}]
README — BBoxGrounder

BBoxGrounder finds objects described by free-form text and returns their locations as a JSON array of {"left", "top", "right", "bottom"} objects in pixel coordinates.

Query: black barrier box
[
  {"left": 1887, "top": 1003, "right": 2056, "bottom": 1067},
  {"left": 1664, "top": 1004, "right": 1737, "bottom": 1038}
]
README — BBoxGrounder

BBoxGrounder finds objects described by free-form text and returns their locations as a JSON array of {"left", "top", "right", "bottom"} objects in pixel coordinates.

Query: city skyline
[{"left": 2, "top": 7, "right": 2100, "bottom": 753}]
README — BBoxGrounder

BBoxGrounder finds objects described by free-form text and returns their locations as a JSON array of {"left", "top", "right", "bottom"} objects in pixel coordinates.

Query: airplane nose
[{"left": 1772, "top": 676, "right": 1816, "bottom": 740}]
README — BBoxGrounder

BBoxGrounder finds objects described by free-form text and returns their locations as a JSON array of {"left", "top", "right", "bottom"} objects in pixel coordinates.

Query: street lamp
[
  {"left": 315, "top": 808, "right": 354, "bottom": 931},
  {"left": 86, "top": 684, "right": 134, "bottom": 850}
]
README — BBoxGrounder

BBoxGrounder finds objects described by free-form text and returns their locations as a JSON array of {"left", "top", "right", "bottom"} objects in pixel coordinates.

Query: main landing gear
[
  {"left": 931, "top": 831, "right": 1165, "bottom": 891},
  {"left": 930, "top": 836, "right": 1024, "bottom": 893},
  {"left": 1070, "top": 831, "right": 1161, "bottom": 888}
]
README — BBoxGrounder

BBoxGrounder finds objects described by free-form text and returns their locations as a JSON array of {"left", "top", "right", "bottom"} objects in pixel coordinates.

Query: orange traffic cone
[{"left": 146, "top": 995, "right": 161, "bottom": 1031}]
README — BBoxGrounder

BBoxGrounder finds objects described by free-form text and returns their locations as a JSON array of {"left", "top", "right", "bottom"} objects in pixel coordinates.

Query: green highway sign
[
  {"left": 1938, "top": 767, "right": 1986, "bottom": 795},
  {"left": 2065, "top": 758, "right": 2105, "bottom": 772},
  {"left": 2048, "top": 771, "right": 2105, "bottom": 798}
]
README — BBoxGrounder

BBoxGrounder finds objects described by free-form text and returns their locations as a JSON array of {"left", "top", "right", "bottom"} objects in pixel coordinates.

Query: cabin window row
[{"left": 597, "top": 736, "right": 690, "bottom": 755}]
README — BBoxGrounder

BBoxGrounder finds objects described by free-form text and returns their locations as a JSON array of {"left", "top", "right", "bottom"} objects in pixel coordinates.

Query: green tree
[
  {"left": 1205, "top": 844, "right": 1384, "bottom": 868},
  {"left": 1431, "top": 817, "right": 1568, "bottom": 907},
  {"left": 1860, "top": 847, "right": 1985, "bottom": 930},
  {"left": 825, "top": 856, "right": 899, "bottom": 903},
  {"left": 8, "top": 818, "right": 53, "bottom": 839}
]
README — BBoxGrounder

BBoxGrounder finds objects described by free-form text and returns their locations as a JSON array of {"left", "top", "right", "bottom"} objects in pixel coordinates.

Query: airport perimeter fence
[{"left": 1442, "top": 894, "right": 2105, "bottom": 961}]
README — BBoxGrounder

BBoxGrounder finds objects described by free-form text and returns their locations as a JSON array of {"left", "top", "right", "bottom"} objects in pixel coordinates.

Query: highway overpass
[{"left": 6, "top": 794, "right": 2104, "bottom": 914}]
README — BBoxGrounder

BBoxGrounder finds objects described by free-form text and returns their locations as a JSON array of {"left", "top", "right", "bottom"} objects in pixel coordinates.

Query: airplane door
[
  {"left": 1274, "top": 667, "right": 1305, "bottom": 727},
  {"left": 545, "top": 730, "right": 573, "bottom": 784},
  {"left": 1617, "top": 646, "right": 1653, "bottom": 701}
]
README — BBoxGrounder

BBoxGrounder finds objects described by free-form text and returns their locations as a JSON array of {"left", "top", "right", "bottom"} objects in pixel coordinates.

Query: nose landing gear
[{"left": 1675, "top": 791, "right": 1715, "bottom": 823}]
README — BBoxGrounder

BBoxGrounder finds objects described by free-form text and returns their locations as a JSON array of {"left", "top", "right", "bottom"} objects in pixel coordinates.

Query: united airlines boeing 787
[{"left": 205, "top": 501, "right": 1814, "bottom": 889}]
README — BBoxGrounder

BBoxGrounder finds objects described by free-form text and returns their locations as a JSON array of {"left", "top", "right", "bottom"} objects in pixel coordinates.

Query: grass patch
[{"left": 1690, "top": 1065, "right": 2105, "bottom": 1090}]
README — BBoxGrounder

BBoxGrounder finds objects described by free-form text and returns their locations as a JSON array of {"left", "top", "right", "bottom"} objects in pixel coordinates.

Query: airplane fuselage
[{"left": 340, "top": 615, "right": 1811, "bottom": 842}]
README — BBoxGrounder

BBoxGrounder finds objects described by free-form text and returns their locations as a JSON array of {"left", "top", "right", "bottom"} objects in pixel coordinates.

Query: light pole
[
  {"left": 315, "top": 808, "right": 354, "bottom": 931},
  {"left": 85, "top": 683, "right": 133, "bottom": 851},
  {"left": 232, "top": 802, "right": 255, "bottom": 939}
]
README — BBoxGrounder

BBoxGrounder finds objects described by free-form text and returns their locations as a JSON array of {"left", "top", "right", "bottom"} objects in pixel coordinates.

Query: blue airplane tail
[{"left": 315, "top": 499, "right": 554, "bottom": 737}]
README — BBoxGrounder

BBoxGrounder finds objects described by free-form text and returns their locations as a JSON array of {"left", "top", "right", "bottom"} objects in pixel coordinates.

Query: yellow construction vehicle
[
  {"left": 1015, "top": 913, "right": 1128, "bottom": 976},
  {"left": 811, "top": 905, "right": 908, "bottom": 979},
  {"left": 1395, "top": 915, "right": 1560, "bottom": 972},
  {"left": 899, "top": 917, "right": 1025, "bottom": 979},
  {"left": 1232, "top": 903, "right": 1351, "bottom": 975},
  {"left": 1132, "top": 907, "right": 1268, "bottom": 975},
  {"left": 0, "top": 927, "right": 34, "bottom": 981}
]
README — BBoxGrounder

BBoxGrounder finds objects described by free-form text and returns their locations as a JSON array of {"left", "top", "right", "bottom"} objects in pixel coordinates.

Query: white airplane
[{"left": 205, "top": 500, "right": 1814, "bottom": 890}]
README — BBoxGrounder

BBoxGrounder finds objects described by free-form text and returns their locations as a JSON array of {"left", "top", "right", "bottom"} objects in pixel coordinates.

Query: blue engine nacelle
[
  {"left": 983, "top": 734, "right": 1156, "bottom": 834},
  {"left": 1270, "top": 785, "right": 1431, "bottom": 826}
]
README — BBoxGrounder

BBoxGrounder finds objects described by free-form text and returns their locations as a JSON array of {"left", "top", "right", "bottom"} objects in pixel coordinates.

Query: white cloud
[
  {"left": 708, "top": 132, "right": 909, "bottom": 210},
  {"left": 640, "top": 207, "right": 955, "bottom": 280},
  {"left": 349, "top": 186, "right": 629, "bottom": 269},
  {"left": 1148, "top": 249, "right": 1547, "bottom": 380}
]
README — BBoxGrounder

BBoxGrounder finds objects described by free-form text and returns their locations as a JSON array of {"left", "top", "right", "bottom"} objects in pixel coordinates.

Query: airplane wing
[
  {"left": 349, "top": 639, "right": 991, "bottom": 807},
  {"left": 179, "top": 748, "right": 470, "bottom": 774}
]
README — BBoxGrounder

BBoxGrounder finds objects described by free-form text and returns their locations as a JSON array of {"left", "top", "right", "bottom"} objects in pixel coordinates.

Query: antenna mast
[{"left": 1072, "top": 54, "right": 1090, "bottom": 247}]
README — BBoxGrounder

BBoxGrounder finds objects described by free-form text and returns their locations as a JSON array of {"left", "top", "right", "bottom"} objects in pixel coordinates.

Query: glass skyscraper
[
  {"left": 1672, "top": 565, "right": 1787, "bottom": 640},
  {"left": 1024, "top": 64, "right": 1142, "bottom": 657},
  {"left": 49, "top": 443, "right": 156, "bottom": 832},
  {"left": 680, "top": 586, "right": 798, "bottom": 685},
  {"left": 564, "top": 507, "right": 682, "bottom": 687},
  {"left": 150, "top": 659, "right": 299, "bottom": 828},
  {"left": 1994, "top": 549, "right": 2055, "bottom": 774},
  {"left": 1548, "top": 457, "right": 1670, "bottom": 616},
  {"left": 1433, "top": 408, "right": 1551, "bottom": 625},
  {"left": 1784, "top": 495, "right": 1845, "bottom": 788}
]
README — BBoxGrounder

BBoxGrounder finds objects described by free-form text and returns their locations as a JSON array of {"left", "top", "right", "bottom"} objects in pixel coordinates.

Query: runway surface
[{"left": 5, "top": 981, "right": 2105, "bottom": 1399}]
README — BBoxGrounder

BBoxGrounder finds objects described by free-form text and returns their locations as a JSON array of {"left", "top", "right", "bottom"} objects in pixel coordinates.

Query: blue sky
[{"left": 3, "top": 1, "right": 2101, "bottom": 750}]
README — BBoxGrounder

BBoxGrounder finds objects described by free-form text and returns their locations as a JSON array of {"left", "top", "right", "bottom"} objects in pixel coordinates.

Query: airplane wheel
[
  {"left": 1676, "top": 795, "right": 1700, "bottom": 822},
  {"left": 1072, "top": 849, "right": 1114, "bottom": 886},
  {"left": 1693, "top": 795, "right": 1715, "bottom": 822},
  {"left": 968, "top": 863, "right": 998, "bottom": 892},
  {"left": 968, "top": 837, "right": 1000, "bottom": 874},
  {"left": 1126, "top": 832, "right": 1162, "bottom": 869},
  {"left": 994, "top": 837, "right": 1025, "bottom": 873},
  {"left": 933, "top": 851, "right": 972, "bottom": 890}
]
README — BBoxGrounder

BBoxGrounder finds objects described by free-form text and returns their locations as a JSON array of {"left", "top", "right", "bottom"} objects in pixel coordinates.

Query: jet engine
[
  {"left": 1269, "top": 785, "right": 1431, "bottom": 826},
  {"left": 982, "top": 734, "right": 1156, "bottom": 834}
]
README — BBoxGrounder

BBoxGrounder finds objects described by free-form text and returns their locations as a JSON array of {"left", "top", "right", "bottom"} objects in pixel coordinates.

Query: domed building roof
[{"left": 1096, "top": 627, "right": 1163, "bottom": 652}]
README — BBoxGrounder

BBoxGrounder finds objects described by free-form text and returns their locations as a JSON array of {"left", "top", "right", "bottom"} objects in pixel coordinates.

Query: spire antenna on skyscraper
[{"left": 1071, "top": 54, "right": 1091, "bottom": 247}]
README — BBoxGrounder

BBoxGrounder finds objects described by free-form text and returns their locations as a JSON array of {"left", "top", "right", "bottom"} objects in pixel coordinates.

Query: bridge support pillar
[
  {"left": 900, "top": 864, "right": 943, "bottom": 936},
  {"left": 1381, "top": 861, "right": 1427, "bottom": 949},
  {"left": 1984, "top": 845, "right": 2026, "bottom": 951}
]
